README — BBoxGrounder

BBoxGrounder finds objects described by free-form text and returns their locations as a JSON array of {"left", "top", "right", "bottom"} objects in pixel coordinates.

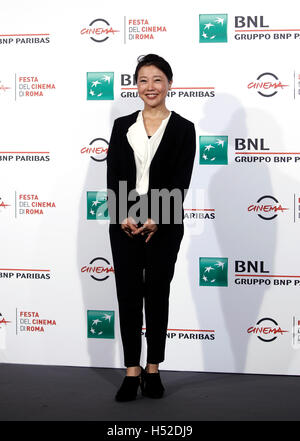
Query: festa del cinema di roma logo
[
  {"left": 248, "top": 195, "right": 289, "bottom": 220},
  {"left": 81, "top": 138, "right": 108, "bottom": 162},
  {"left": 86, "top": 72, "right": 114, "bottom": 100},
  {"left": 0, "top": 313, "right": 11, "bottom": 327},
  {"left": 81, "top": 18, "right": 119, "bottom": 43},
  {"left": 0, "top": 197, "right": 10, "bottom": 211},
  {"left": 16, "top": 311, "right": 56, "bottom": 334},
  {"left": 81, "top": 257, "right": 114, "bottom": 281},
  {"left": 247, "top": 318, "right": 288, "bottom": 342},
  {"left": 248, "top": 72, "right": 289, "bottom": 97}
]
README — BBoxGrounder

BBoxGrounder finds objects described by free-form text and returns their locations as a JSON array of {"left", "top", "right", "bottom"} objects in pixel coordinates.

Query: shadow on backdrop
[{"left": 186, "top": 93, "right": 280, "bottom": 373}]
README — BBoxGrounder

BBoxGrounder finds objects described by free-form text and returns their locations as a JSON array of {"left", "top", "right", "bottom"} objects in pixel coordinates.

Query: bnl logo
[
  {"left": 199, "top": 257, "right": 228, "bottom": 286},
  {"left": 199, "top": 14, "right": 227, "bottom": 43},
  {"left": 87, "top": 310, "right": 114, "bottom": 339},
  {"left": 87, "top": 72, "right": 114, "bottom": 100},
  {"left": 87, "top": 191, "right": 109, "bottom": 220},
  {"left": 199, "top": 136, "right": 228, "bottom": 165}
]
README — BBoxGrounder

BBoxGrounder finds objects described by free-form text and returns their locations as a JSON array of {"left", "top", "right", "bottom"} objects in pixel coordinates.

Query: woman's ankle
[
  {"left": 126, "top": 366, "right": 141, "bottom": 377},
  {"left": 146, "top": 363, "right": 159, "bottom": 374}
]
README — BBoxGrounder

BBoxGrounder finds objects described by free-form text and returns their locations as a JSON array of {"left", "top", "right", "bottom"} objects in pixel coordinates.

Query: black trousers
[{"left": 109, "top": 224, "right": 184, "bottom": 367}]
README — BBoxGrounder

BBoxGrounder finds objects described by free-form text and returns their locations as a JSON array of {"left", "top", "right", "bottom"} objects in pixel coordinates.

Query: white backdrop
[{"left": 1, "top": 0, "right": 300, "bottom": 375}]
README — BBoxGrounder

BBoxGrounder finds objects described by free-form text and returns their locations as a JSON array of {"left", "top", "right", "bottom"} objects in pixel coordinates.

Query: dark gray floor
[{"left": 1, "top": 363, "right": 300, "bottom": 421}]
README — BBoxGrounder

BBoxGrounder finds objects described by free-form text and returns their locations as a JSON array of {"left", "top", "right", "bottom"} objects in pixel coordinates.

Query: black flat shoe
[
  {"left": 142, "top": 370, "right": 165, "bottom": 399},
  {"left": 115, "top": 368, "right": 144, "bottom": 402}
]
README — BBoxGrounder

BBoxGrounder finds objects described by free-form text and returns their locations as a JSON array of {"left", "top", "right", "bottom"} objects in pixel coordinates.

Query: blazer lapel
[{"left": 123, "top": 111, "right": 140, "bottom": 188}]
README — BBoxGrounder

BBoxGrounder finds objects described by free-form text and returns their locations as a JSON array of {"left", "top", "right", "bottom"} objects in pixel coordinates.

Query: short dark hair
[{"left": 134, "top": 54, "right": 173, "bottom": 83}]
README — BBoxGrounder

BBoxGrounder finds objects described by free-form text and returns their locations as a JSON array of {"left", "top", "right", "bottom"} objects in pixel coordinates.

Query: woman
[{"left": 107, "top": 54, "right": 196, "bottom": 401}]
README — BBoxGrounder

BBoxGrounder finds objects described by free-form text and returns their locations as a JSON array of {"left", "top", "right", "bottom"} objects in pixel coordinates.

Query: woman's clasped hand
[{"left": 121, "top": 217, "right": 158, "bottom": 243}]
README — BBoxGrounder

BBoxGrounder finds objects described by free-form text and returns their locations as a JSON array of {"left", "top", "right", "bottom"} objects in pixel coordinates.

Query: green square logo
[
  {"left": 199, "top": 14, "right": 228, "bottom": 43},
  {"left": 87, "top": 72, "right": 114, "bottom": 100},
  {"left": 199, "top": 136, "right": 228, "bottom": 165},
  {"left": 87, "top": 191, "right": 109, "bottom": 220},
  {"left": 87, "top": 310, "right": 115, "bottom": 339},
  {"left": 199, "top": 257, "right": 228, "bottom": 286}
]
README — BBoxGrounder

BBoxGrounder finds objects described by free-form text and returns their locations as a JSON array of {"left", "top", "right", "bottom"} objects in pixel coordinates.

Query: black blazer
[{"left": 107, "top": 110, "right": 196, "bottom": 225}]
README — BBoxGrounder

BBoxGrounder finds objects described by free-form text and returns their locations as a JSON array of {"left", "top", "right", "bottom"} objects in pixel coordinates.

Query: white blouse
[{"left": 126, "top": 111, "right": 172, "bottom": 195}]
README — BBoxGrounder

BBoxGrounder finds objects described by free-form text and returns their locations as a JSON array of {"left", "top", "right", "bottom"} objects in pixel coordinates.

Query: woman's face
[{"left": 137, "top": 64, "right": 172, "bottom": 109}]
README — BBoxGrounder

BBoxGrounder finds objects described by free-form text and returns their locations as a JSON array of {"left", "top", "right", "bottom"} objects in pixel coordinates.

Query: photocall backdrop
[{"left": 1, "top": 0, "right": 300, "bottom": 375}]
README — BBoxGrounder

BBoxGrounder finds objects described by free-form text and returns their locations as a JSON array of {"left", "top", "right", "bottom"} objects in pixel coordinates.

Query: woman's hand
[
  {"left": 133, "top": 218, "right": 158, "bottom": 243},
  {"left": 121, "top": 217, "right": 138, "bottom": 238}
]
